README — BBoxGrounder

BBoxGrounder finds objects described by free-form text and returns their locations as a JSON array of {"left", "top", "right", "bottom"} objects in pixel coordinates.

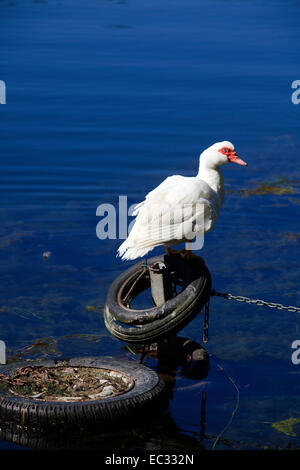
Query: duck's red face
[{"left": 218, "top": 146, "right": 248, "bottom": 166}]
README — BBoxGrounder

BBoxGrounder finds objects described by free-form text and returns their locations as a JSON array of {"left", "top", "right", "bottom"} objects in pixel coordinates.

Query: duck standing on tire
[{"left": 117, "top": 141, "right": 247, "bottom": 261}]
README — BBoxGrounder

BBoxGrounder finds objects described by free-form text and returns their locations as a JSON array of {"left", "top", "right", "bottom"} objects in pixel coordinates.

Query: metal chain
[
  {"left": 211, "top": 289, "right": 300, "bottom": 313},
  {"left": 203, "top": 300, "right": 210, "bottom": 343}
]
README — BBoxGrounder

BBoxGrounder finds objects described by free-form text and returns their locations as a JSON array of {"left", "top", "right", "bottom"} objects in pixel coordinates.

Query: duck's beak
[{"left": 228, "top": 150, "right": 248, "bottom": 166}]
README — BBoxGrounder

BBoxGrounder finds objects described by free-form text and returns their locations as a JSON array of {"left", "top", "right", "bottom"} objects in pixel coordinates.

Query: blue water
[{"left": 0, "top": 0, "right": 300, "bottom": 450}]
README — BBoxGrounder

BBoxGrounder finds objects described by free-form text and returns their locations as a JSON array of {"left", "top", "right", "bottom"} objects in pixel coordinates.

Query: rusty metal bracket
[{"left": 148, "top": 262, "right": 173, "bottom": 307}]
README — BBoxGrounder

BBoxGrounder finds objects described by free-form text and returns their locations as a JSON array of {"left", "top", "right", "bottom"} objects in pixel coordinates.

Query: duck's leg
[
  {"left": 166, "top": 246, "right": 198, "bottom": 259},
  {"left": 165, "top": 247, "right": 181, "bottom": 255},
  {"left": 179, "top": 248, "right": 197, "bottom": 259},
  {"left": 166, "top": 245, "right": 204, "bottom": 262},
  {"left": 165, "top": 247, "right": 171, "bottom": 255},
  {"left": 180, "top": 242, "right": 205, "bottom": 262}
]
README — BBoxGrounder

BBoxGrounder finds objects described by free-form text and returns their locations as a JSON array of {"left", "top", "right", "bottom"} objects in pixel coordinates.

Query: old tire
[
  {"left": 104, "top": 254, "right": 211, "bottom": 344},
  {"left": 0, "top": 357, "right": 168, "bottom": 438}
]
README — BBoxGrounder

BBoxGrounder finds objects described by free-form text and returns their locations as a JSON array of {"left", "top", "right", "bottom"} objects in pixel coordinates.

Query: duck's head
[{"left": 200, "top": 141, "right": 248, "bottom": 169}]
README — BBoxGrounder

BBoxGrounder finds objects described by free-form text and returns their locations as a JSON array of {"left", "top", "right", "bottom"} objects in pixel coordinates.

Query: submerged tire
[
  {"left": 104, "top": 254, "right": 211, "bottom": 344},
  {"left": 0, "top": 357, "right": 168, "bottom": 438}
]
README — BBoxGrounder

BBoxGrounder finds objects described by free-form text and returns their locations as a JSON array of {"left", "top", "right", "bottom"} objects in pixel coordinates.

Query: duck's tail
[{"left": 117, "top": 239, "right": 151, "bottom": 261}]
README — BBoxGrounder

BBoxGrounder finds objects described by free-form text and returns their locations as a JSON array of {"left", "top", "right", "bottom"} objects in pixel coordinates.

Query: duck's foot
[
  {"left": 166, "top": 247, "right": 204, "bottom": 262},
  {"left": 165, "top": 247, "right": 181, "bottom": 256},
  {"left": 179, "top": 249, "right": 199, "bottom": 260}
]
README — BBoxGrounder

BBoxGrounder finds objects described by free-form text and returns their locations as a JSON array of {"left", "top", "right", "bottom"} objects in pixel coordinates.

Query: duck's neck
[{"left": 197, "top": 164, "right": 225, "bottom": 205}]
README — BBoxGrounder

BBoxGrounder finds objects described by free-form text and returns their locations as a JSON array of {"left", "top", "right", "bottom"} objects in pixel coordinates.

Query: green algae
[
  {"left": 228, "top": 177, "right": 299, "bottom": 197},
  {"left": 242, "top": 182, "right": 296, "bottom": 197},
  {"left": 272, "top": 418, "right": 300, "bottom": 437}
]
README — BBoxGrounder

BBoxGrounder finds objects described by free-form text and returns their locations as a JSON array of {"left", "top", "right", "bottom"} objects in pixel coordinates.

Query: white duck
[{"left": 118, "top": 141, "right": 247, "bottom": 261}]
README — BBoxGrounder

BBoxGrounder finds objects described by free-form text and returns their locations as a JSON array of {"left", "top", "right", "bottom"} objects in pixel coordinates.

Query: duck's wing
[
  {"left": 132, "top": 175, "right": 211, "bottom": 215},
  {"left": 118, "top": 175, "right": 218, "bottom": 260}
]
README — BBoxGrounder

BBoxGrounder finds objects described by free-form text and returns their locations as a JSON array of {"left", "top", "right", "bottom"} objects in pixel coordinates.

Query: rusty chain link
[{"left": 211, "top": 289, "right": 300, "bottom": 313}]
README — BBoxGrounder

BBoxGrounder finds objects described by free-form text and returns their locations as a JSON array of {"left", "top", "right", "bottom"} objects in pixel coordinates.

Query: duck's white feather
[
  {"left": 118, "top": 175, "right": 221, "bottom": 260},
  {"left": 117, "top": 141, "right": 244, "bottom": 261}
]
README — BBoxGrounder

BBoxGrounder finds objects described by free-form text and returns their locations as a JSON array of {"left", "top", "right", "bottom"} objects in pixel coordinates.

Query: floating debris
[
  {"left": 0, "top": 231, "right": 33, "bottom": 249},
  {"left": 86, "top": 305, "right": 102, "bottom": 311},
  {"left": 0, "top": 365, "right": 134, "bottom": 402},
  {"left": 277, "top": 232, "right": 300, "bottom": 246},
  {"left": 98, "top": 385, "right": 116, "bottom": 397},
  {"left": 29, "top": 391, "right": 46, "bottom": 399}
]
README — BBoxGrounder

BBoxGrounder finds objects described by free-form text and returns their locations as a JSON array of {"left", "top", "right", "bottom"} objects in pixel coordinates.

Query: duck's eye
[{"left": 218, "top": 147, "right": 231, "bottom": 155}]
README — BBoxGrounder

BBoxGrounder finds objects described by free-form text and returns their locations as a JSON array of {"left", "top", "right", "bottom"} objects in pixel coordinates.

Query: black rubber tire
[
  {"left": 0, "top": 357, "right": 168, "bottom": 438},
  {"left": 104, "top": 254, "right": 211, "bottom": 344}
]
